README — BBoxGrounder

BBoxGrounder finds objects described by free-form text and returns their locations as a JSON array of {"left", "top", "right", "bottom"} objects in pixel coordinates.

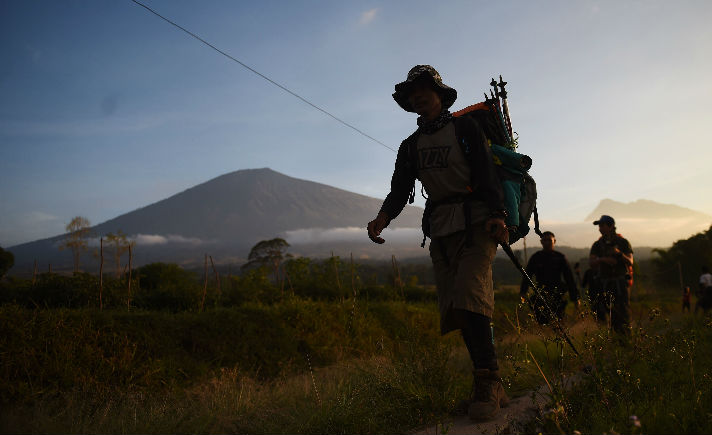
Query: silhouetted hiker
[
  {"left": 588, "top": 215, "right": 634, "bottom": 335},
  {"left": 367, "top": 65, "right": 509, "bottom": 421},
  {"left": 520, "top": 231, "right": 579, "bottom": 325},
  {"left": 697, "top": 266, "right": 712, "bottom": 314},
  {"left": 682, "top": 286, "right": 692, "bottom": 313}
]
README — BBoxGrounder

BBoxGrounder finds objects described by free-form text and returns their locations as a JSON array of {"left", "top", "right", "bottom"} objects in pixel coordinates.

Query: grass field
[{"left": 1, "top": 279, "right": 711, "bottom": 434}]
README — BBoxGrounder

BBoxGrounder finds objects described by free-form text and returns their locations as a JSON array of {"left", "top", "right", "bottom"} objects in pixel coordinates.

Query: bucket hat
[{"left": 393, "top": 65, "right": 457, "bottom": 112}]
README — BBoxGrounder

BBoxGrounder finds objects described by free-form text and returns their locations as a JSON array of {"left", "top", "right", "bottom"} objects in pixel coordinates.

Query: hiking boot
[
  {"left": 468, "top": 369, "right": 509, "bottom": 421},
  {"left": 453, "top": 373, "right": 477, "bottom": 415}
]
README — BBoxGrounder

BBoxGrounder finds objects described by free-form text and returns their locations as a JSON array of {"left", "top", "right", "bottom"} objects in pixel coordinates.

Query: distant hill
[
  {"left": 535, "top": 199, "right": 711, "bottom": 249},
  {"left": 8, "top": 168, "right": 424, "bottom": 271},
  {"left": 585, "top": 198, "right": 711, "bottom": 222}
]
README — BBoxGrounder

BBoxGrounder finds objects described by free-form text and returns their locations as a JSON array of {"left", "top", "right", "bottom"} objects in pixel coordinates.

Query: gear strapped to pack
[{"left": 405, "top": 77, "right": 542, "bottom": 248}]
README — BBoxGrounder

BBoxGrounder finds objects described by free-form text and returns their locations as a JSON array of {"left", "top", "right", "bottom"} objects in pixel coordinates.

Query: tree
[
  {"left": 652, "top": 225, "right": 712, "bottom": 288},
  {"left": 242, "top": 238, "right": 291, "bottom": 294},
  {"left": 59, "top": 216, "right": 91, "bottom": 273},
  {"left": 0, "top": 246, "right": 14, "bottom": 279},
  {"left": 105, "top": 231, "right": 134, "bottom": 277}
]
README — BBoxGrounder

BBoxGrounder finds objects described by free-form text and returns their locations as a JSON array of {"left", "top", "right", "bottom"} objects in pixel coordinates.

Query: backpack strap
[{"left": 403, "top": 129, "right": 420, "bottom": 204}]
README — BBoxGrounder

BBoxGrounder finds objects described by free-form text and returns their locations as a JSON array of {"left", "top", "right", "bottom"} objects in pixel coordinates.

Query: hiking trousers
[
  {"left": 600, "top": 278, "right": 631, "bottom": 335},
  {"left": 429, "top": 224, "right": 497, "bottom": 335}
]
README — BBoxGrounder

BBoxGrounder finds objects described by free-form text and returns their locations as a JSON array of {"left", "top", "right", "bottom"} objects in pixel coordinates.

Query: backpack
[
  {"left": 406, "top": 78, "right": 541, "bottom": 246},
  {"left": 453, "top": 102, "right": 540, "bottom": 244}
]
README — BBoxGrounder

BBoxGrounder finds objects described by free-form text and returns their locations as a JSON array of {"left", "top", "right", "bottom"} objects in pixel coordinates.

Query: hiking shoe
[{"left": 468, "top": 369, "right": 509, "bottom": 421}]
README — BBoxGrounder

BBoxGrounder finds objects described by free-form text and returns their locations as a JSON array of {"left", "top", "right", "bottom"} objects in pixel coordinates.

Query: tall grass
[{"left": 3, "top": 280, "right": 711, "bottom": 433}]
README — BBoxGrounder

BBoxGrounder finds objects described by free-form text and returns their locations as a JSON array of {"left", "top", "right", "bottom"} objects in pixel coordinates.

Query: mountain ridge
[{"left": 6, "top": 169, "right": 711, "bottom": 271}]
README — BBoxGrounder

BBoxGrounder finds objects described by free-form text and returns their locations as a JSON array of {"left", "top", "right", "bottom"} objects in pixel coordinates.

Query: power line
[{"left": 130, "top": 0, "right": 396, "bottom": 153}]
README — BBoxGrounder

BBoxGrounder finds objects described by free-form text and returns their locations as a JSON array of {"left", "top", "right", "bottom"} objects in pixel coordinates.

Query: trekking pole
[
  {"left": 497, "top": 75, "right": 514, "bottom": 140},
  {"left": 499, "top": 242, "right": 581, "bottom": 357}
]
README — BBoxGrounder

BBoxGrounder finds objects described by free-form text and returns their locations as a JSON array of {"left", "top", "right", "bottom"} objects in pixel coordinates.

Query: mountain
[
  {"left": 532, "top": 199, "right": 711, "bottom": 249},
  {"left": 8, "top": 170, "right": 711, "bottom": 274},
  {"left": 585, "top": 198, "right": 712, "bottom": 222},
  {"left": 8, "top": 168, "right": 425, "bottom": 270}
]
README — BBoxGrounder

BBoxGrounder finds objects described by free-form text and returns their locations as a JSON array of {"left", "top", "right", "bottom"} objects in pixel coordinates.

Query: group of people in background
[
  {"left": 520, "top": 214, "right": 712, "bottom": 333},
  {"left": 520, "top": 214, "right": 634, "bottom": 335}
]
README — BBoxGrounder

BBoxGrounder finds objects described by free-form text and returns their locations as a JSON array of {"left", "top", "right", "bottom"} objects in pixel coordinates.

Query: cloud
[
  {"left": 284, "top": 226, "right": 421, "bottom": 244},
  {"left": 86, "top": 234, "right": 207, "bottom": 247},
  {"left": 359, "top": 8, "right": 378, "bottom": 25}
]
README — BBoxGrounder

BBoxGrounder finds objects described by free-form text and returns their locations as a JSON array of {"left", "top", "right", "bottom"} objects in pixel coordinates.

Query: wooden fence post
[
  {"left": 126, "top": 244, "right": 133, "bottom": 311},
  {"left": 200, "top": 254, "right": 208, "bottom": 312},
  {"left": 209, "top": 255, "right": 221, "bottom": 300},
  {"left": 99, "top": 237, "right": 104, "bottom": 311}
]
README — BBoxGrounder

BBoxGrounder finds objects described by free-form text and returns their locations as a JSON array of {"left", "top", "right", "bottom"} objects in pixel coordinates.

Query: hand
[
  {"left": 485, "top": 217, "right": 508, "bottom": 244},
  {"left": 367, "top": 211, "right": 390, "bottom": 244}
]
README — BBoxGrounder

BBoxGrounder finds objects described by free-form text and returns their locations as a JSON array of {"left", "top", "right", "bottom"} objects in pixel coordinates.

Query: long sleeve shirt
[
  {"left": 379, "top": 116, "right": 504, "bottom": 222},
  {"left": 520, "top": 250, "right": 579, "bottom": 301}
]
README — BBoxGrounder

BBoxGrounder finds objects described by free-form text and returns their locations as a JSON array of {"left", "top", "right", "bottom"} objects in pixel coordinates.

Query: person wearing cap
[
  {"left": 366, "top": 65, "right": 509, "bottom": 421},
  {"left": 520, "top": 231, "right": 580, "bottom": 325},
  {"left": 589, "top": 215, "right": 634, "bottom": 335}
]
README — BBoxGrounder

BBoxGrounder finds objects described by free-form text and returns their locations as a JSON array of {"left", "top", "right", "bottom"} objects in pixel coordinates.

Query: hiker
[
  {"left": 682, "top": 286, "right": 692, "bottom": 313},
  {"left": 588, "top": 215, "right": 634, "bottom": 335},
  {"left": 367, "top": 65, "right": 509, "bottom": 421},
  {"left": 697, "top": 266, "right": 712, "bottom": 314},
  {"left": 519, "top": 231, "right": 580, "bottom": 325}
]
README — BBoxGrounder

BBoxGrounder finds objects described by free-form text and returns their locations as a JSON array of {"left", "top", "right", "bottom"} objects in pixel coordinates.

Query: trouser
[
  {"left": 599, "top": 278, "right": 631, "bottom": 335},
  {"left": 453, "top": 308, "right": 498, "bottom": 371},
  {"left": 529, "top": 288, "right": 567, "bottom": 325}
]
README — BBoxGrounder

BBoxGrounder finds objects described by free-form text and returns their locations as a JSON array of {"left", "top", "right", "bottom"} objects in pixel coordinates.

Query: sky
[{"left": 2, "top": 0, "right": 711, "bottom": 247}]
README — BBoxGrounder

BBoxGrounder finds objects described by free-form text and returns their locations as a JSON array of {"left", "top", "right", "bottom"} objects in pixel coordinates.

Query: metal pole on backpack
[
  {"left": 499, "top": 242, "right": 581, "bottom": 357},
  {"left": 497, "top": 75, "right": 513, "bottom": 140}
]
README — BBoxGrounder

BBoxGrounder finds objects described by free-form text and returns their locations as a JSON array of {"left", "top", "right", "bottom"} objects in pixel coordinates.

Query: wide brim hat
[{"left": 393, "top": 65, "right": 457, "bottom": 113}]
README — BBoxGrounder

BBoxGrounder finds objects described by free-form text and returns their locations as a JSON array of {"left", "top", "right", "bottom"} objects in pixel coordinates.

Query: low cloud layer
[
  {"left": 85, "top": 234, "right": 207, "bottom": 247},
  {"left": 284, "top": 226, "right": 422, "bottom": 245}
]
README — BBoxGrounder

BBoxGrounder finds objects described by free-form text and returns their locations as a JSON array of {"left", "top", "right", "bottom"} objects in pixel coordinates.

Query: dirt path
[{"left": 414, "top": 374, "right": 584, "bottom": 435}]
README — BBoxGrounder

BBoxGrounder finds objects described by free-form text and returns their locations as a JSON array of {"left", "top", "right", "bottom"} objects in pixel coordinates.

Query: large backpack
[
  {"left": 453, "top": 101, "right": 540, "bottom": 244},
  {"left": 407, "top": 78, "right": 541, "bottom": 246}
]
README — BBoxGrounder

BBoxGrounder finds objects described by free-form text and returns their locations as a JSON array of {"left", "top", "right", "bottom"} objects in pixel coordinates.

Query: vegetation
[
  {"left": 653, "top": 224, "right": 712, "bottom": 288},
  {"left": 0, "top": 246, "right": 13, "bottom": 279},
  {"left": 0, "top": 233, "right": 711, "bottom": 434},
  {"left": 58, "top": 216, "right": 92, "bottom": 273}
]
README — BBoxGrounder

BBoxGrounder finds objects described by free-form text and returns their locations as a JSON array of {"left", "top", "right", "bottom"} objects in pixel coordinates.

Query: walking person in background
[
  {"left": 682, "top": 286, "right": 692, "bottom": 313},
  {"left": 520, "top": 231, "right": 580, "bottom": 325},
  {"left": 589, "top": 215, "right": 634, "bottom": 335},
  {"left": 697, "top": 266, "right": 712, "bottom": 314},
  {"left": 367, "top": 65, "right": 509, "bottom": 421}
]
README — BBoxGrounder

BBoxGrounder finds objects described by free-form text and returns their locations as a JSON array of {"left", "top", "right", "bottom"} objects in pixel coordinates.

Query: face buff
[{"left": 417, "top": 109, "right": 453, "bottom": 134}]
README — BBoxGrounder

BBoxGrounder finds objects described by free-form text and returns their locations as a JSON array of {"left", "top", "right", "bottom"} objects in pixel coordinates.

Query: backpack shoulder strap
[
  {"left": 401, "top": 129, "right": 420, "bottom": 204},
  {"left": 452, "top": 115, "right": 478, "bottom": 158}
]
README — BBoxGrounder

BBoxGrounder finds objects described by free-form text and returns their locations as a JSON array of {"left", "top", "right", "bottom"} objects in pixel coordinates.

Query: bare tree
[
  {"left": 59, "top": 216, "right": 91, "bottom": 273},
  {"left": 105, "top": 230, "right": 134, "bottom": 278}
]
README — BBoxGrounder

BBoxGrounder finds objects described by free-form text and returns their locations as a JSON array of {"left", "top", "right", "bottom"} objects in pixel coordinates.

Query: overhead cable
[{"left": 130, "top": 0, "right": 396, "bottom": 153}]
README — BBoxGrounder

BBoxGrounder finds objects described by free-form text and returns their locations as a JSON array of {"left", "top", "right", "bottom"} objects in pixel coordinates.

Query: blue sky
[{"left": 2, "top": 0, "right": 711, "bottom": 247}]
